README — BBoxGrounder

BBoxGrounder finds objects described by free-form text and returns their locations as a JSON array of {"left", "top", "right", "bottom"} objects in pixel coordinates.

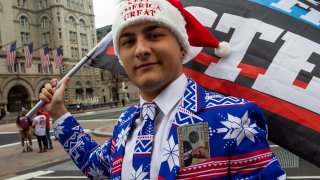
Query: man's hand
[{"left": 39, "top": 77, "right": 70, "bottom": 121}]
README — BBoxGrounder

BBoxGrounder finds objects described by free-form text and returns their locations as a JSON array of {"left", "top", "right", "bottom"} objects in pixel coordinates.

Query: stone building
[{"left": 0, "top": 0, "right": 137, "bottom": 113}]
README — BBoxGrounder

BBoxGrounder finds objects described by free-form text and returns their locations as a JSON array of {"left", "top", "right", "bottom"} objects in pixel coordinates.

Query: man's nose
[{"left": 134, "top": 38, "right": 151, "bottom": 59}]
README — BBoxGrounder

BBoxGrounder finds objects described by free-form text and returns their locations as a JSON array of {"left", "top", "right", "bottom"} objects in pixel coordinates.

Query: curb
[{"left": 93, "top": 126, "right": 113, "bottom": 137}]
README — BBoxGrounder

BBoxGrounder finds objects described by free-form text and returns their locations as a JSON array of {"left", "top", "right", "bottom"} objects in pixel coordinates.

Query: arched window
[
  {"left": 86, "top": 81, "right": 93, "bottom": 100},
  {"left": 41, "top": 16, "right": 49, "bottom": 28},
  {"left": 75, "top": 81, "right": 83, "bottom": 102},
  {"left": 20, "top": 16, "right": 29, "bottom": 27},
  {"left": 79, "top": 19, "right": 85, "bottom": 29},
  {"left": 68, "top": 16, "right": 75, "bottom": 28}
]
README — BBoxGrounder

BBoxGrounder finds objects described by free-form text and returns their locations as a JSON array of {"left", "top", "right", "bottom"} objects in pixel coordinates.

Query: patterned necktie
[{"left": 131, "top": 102, "right": 157, "bottom": 180}]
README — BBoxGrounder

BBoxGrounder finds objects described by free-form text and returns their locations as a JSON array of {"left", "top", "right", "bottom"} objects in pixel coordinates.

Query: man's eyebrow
[
  {"left": 119, "top": 25, "right": 165, "bottom": 39},
  {"left": 142, "top": 25, "right": 163, "bottom": 33}
]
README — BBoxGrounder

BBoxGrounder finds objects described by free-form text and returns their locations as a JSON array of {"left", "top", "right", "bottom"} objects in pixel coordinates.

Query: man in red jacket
[{"left": 16, "top": 109, "right": 33, "bottom": 152}]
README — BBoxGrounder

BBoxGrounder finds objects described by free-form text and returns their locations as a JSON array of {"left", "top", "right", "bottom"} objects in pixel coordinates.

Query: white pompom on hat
[{"left": 112, "top": 0, "right": 230, "bottom": 63}]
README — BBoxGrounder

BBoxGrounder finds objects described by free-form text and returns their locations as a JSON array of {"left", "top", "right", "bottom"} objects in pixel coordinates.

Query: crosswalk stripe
[{"left": 6, "top": 170, "right": 54, "bottom": 180}]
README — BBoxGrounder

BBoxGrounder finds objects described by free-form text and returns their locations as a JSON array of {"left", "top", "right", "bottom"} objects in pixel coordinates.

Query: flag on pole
[
  {"left": 88, "top": 0, "right": 320, "bottom": 167},
  {"left": 40, "top": 46, "right": 50, "bottom": 68},
  {"left": 6, "top": 42, "right": 16, "bottom": 67},
  {"left": 88, "top": 32, "right": 127, "bottom": 77},
  {"left": 24, "top": 43, "right": 33, "bottom": 68},
  {"left": 53, "top": 47, "right": 63, "bottom": 69}
]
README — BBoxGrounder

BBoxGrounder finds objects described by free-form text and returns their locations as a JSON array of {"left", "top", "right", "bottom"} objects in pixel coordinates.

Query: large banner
[{"left": 90, "top": 0, "right": 320, "bottom": 166}]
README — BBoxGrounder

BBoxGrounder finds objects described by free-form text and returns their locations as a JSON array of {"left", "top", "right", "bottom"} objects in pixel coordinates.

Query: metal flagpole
[
  {"left": 0, "top": 40, "right": 16, "bottom": 48},
  {"left": 26, "top": 31, "right": 113, "bottom": 118}
]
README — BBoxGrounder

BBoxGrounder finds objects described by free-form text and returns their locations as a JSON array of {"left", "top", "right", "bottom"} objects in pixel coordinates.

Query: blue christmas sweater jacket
[{"left": 54, "top": 78, "right": 286, "bottom": 179}]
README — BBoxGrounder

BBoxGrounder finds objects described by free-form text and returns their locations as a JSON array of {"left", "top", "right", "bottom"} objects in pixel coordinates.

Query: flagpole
[
  {"left": 26, "top": 31, "right": 113, "bottom": 118},
  {"left": 0, "top": 40, "right": 16, "bottom": 48},
  {"left": 33, "top": 44, "right": 47, "bottom": 52}
]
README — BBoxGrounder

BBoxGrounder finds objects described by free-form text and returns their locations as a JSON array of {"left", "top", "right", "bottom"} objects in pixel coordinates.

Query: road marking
[
  {"left": 79, "top": 119, "right": 118, "bottom": 122},
  {"left": 6, "top": 170, "right": 54, "bottom": 180},
  {"left": 34, "top": 176, "right": 87, "bottom": 179},
  {"left": 0, "top": 132, "right": 17, "bottom": 134},
  {"left": 287, "top": 177, "right": 320, "bottom": 179}
]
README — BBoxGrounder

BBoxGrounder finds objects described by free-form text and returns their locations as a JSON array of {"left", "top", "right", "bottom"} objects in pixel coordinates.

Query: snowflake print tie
[{"left": 131, "top": 103, "right": 157, "bottom": 180}]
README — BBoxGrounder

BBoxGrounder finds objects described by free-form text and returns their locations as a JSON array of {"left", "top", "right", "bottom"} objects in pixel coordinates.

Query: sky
[{"left": 93, "top": 0, "right": 118, "bottom": 28}]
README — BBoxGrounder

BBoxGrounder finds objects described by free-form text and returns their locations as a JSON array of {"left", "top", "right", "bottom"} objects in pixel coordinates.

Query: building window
[
  {"left": 13, "top": 63, "right": 19, "bottom": 73},
  {"left": 39, "top": 0, "right": 48, "bottom": 9},
  {"left": 42, "top": 32, "right": 50, "bottom": 45},
  {"left": 71, "top": 47, "right": 78, "bottom": 58},
  {"left": 49, "top": 64, "right": 53, "bottom": 73},
  {"left": 75, "top": 81, "right": 83, "bottom": 102},
  {"left": 68, "top": 16, "right": 76, "bottom": 28},
  {"left": 57, "top": 16, "right": 60, "bottom": 22},
  {"left": 81, "top": 48, "right": 88, "bottom": 57},
  {"left": 58, "top": 32, "right": 62, "bottom": 39},
  {"left": 95, "top": 68, "right": 99, "bottom": 74},
  {"left": 89, "top": 5, "right": 92, "bottom": 13},
  {"left": 92, "top": 34, "right": 95, "bottom": 45},
  {"left": 18, "top": 0, "right": 27, "bottom": 8},
  {"left": 96, "top": 79, "right": 100, "bottom": 87},
  {"left": 19, "top": 16, "right": 29, "bottom": 27},
  {"left": 69, "top": 31, "right": 77, "bottom": 43},
  {"left": 41, "top": 17, "right": 49, "bottom": 28},
  {"left": 65, "top": 90, "right": 68, "bottom": 101},
  {"left": 38, "top": 64, "right": 43, "bottom": 73},
  {"left": 20, "top": 63, "right": 25, "bottom": 73},
  {"left": 61, "top": 65, "right": 65, "bottom": 73},
  {"left": 79, "top": 4, "right": 84, "bottom": 12},
  {"left": 80, "top": 33, "right": 87, "bottom": 45},
  {"left": 71, "top": 1, "right": 75, "bottom": 9},
  {"left": 21, "top": 32, "right": 30, "bottom": 44},
  {"left": 79, "top": 19, "right": 85, "bottom": 29}
]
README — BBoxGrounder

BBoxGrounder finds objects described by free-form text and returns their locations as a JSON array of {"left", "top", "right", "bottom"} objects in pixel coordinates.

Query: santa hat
[{"left": 112, "top": 0, "right": 230, "bottom": 63}]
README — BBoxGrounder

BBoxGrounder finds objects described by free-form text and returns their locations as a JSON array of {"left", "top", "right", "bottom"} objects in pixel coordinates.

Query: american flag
[
  {"left": 24, "top": 43, "right": 33, "bottom": 68},
  {"left": 6, "top": 42, "right": 16, "bottom": 67},
  {"left": 53, "top": 47, "right": 63, "bottom": 69},
  {"left": 40, "top": 46, "right": 50, "bottom": 68}
]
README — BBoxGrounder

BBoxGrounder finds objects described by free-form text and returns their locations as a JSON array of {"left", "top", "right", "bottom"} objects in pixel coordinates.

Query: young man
[
  {"left": 39, "top": 0, "right": 285, "bottom": 179},
  {"left": 16, "top": 109, "right": 33, "bottom": 152},
  {"left": 38, "top": 108, "right": 53, "bottom": 150},
  {"left": 32, "top": 109, "right": 48, "bottom": 153}
]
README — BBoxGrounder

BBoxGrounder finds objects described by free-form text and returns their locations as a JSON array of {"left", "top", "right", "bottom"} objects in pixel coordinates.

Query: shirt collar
[{"left": 140, "top": 74, "right": 188, "bottom": 115}]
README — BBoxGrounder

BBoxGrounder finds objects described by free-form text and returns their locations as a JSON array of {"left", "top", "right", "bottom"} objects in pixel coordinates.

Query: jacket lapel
[{"left": 158, "top": 78, "right": 206, "bottom": 180}]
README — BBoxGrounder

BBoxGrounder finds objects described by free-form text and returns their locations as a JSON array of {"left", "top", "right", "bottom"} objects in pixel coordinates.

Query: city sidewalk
[{"left": 0, "top": 105, "right": 131, "bottom": 179}]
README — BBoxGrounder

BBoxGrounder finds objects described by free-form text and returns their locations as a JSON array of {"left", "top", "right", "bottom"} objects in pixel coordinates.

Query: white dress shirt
[{"left": 121, "top": 74, "right": 188, "bottom": 179}]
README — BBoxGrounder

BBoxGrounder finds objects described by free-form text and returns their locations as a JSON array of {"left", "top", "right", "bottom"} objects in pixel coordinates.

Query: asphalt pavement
[{"left": 0, "top": 105, "right": 128, "bottom": 179}]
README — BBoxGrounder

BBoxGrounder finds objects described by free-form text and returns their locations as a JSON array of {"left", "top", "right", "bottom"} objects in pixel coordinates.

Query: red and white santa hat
[{"left": 112, "top": 0, "right": 230, "bottom": 62}]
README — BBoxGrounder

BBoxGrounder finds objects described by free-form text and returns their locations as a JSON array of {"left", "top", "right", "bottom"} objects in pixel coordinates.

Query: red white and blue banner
[{"left": 89, "top": 0, "right": 320, "bottom": 166}]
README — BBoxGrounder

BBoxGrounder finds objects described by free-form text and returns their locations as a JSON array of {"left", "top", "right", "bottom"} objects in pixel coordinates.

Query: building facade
[{"left": 0, "top": 0, "right": 139, "bottom": 113}]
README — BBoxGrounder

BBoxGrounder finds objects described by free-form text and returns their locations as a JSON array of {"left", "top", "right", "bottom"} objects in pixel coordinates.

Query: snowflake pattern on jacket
[{"left": 54, "top": 78, "right": 286, "bottom": 180}]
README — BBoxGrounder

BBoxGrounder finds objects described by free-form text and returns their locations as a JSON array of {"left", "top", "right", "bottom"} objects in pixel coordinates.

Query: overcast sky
[{"left": 93, "top": 0, "right": 118, "bottom": 28}]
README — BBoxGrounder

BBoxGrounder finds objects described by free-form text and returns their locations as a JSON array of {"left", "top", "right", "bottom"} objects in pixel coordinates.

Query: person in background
[
  {"left": 0, "top": 108, "right": 6, "bottom": 120},
  {"left": 32, "top": 109, "right": 48, "bottom": 153},
  {"left": 38, "top": 108, "right": 53, "bottom": 150},
  {"left": 16, "top": 108, "right": 33, "bottom": 152},
  {"left": 39, "top": 0, "right": 286, "bottom": 179}
]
